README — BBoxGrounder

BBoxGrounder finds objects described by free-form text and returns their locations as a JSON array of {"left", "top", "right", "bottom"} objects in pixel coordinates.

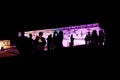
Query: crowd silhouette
[
  {"left": 16, "top": 30, "right": 64, "bottom": 56},
  {"left": 16, "top": 29, "right": 105, "bottom": 56},
  {"left": 85, "top": 30, "right": 105, "bottom": 46}
]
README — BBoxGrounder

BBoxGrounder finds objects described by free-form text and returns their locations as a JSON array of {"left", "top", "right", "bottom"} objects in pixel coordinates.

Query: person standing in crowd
[
  {"left": 85, "top": 32, "right": 91, "bottom": 45},
  {"left": 34, "top": 32, "right": 46, "bottom": 53},
  {"left": 91, "top": 30, "right": 99, "bottom": 45},
  {"left": 70, "top": 34, "right": 74, "bottom": 47},
  {"left": 99, "top": 30, "right": 105, "bottom": 46},
  {"left": 47, "top": 34, "right": 53, "bottom": 51},
  {"left": 27, "top": 33, "right": 34, "bottom": 54},
  {"left": 58, "top": 31, "right": 63, "bottom": 49},
  {"left": 16, "top": 31, "right": 29, "bottom": 56},
  {"left": 53, "top": 31, "right": 59, "bottom": 50}
]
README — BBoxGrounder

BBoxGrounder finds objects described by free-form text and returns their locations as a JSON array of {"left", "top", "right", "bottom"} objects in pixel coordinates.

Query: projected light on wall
[
  {"left": 0, "top": 40, "right": 11, "bottom": 49},
  {"left": 18, "top": 23, "right": 104, "bottom": 47}
]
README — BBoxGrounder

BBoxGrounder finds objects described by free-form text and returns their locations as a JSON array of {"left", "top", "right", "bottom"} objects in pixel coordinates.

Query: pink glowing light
[{"left": 18, "top": 23, "right": 104, "bottom": 47}]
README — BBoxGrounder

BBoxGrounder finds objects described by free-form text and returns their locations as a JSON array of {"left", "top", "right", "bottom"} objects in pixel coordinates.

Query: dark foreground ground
[{"left": 0, "top": 45, "right": 118, "bottom": 80}]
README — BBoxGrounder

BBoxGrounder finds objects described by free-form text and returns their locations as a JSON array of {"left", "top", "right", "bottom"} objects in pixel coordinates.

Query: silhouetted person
[
  {"left": 58, "top": 31, "right": 63, "bottom": 49},
  {"left": 85, "top": 32, "right": 91, "bottom": 45},
  {"left": 1, "top": 47, "right": 4, "bottom": 51},
  {"left": 70, "top": 34, "right": 74, "bottom": 47},
  {"left": 16, "top": 31, "right": 29, "bottom": 56},
  {"left": 34, "top": 32, "right": 46, "bottom": 53},
  {"left": 99, "top": 30, "right": 105, "bottom": 46},
  {"left": 91, "top": 30, "right": 98, "bottom": 45},
  {"left": 27, "top": 33, "right": 34, "bottom": 54},
  {"left": 53, "top": 31, "right": 59, "bottom": 50},
  {"left": 47, "top": 34, "right": 53, "bottom": 51}
]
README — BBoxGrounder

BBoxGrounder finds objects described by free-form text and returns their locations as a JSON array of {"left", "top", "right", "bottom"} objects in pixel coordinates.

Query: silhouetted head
[
  {"left": 49, "top": 34, "right": 52, "bottom": 37},
  {"left": 39, "top": 32, "right": 43, "bottom": 37},
  {"left": 88, "top": 32, "right": 91, "bottom": 35},
  {"left": 21, "top": 31, "right": 25, "bottom": 36},
  {"left": 92, "top": 30, "right": 97, "bottom": 34},
  {"left": 59, "top": 31, "right": 63, "bottom": 34},
  {"left": 92, "top": 30, "right": 98, "bottom": 37},
  {"left": 1, "top": 47, "right": 4, "bottom": 51},
  {"left": 71, "top": 34, "right": 73, "bottom": 38},
  {"left": 29, "top": 33, "right": 32, "bottom": 38},
  {"left": 88, "top": 32, "right": 90, "bottom": 34},
  {"left": 53, "top": 31, "right": 58, "bottom": 37}
]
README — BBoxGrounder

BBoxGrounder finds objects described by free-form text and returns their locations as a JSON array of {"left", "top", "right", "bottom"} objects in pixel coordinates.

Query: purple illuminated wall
[{"left": 18, "top": 23, "right": 104, "bottom": 47}]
